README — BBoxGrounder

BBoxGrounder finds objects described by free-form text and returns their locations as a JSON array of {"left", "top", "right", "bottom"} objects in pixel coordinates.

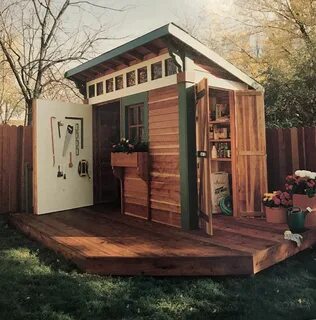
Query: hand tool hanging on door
[
  {"left": 65, "top": 117, "right": 84, "bottom": 149},
  {"left": 57, "top": 121, "right": 64, "bottom": 138},
  {"left": 57, "top": 165, "right": 63, "bottom": 177},
  {"left": 78, "top": 160, "right": 91, "bottom": 179},
  {"left": 62, "top": 125, "right": 74, "bottom": 156},
  {"left": 50, "top": 116, "right": 56, "bottom": 166},
  {"left": 69, "top": 152, "right": 73, "bottom": 168},
  {"left": 75, "top": 123, "right": 80, "bottom": 156}
]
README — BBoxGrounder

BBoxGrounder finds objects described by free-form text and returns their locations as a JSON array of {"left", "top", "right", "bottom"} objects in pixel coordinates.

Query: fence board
[
  {"left": 266, "top": 127, "right": 316, "bottom": 191},
  {"left": 1, "top": 125, "right": 315, "bottom": 213},
  {"left": 0, "top": 125, "right": 32, "bottom": 213}
]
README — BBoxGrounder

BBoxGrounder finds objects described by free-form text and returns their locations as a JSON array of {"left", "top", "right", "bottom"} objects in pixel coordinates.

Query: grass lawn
[{"left": 0, "top": 215, "right": 316, "bottom": 320}]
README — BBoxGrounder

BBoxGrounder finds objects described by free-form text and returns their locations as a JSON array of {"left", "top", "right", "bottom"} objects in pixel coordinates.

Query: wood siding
[
  {"left": 266, "top": 127, "right": 316, "bottom": 191},
  {"left": 234, "top": 91, "right": 268, "bottom": 216},
  {"left": 148, "top": 85, "right": 181, "bottom": 227},
  {"left": 124, "top": 167, "right": 149, "bottom": 219},
  {"left": 0, "top": 125, "right": 32, "bottom": 213}
]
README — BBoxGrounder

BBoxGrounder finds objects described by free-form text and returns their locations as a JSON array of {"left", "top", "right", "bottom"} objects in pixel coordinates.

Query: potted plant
[
  {"left": 285, "top": 170, "right": 316, "bottom": 227},
  {"left": 111, "top": 138, "right": 148, "bottom": 168},
  {"left": 262, "top": 191, "right": 292, "bottom": 223}
]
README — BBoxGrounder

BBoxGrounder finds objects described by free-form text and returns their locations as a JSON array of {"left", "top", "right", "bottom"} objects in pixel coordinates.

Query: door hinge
[{"left": 195, "top": 88, "right": 206, "bottom": 102}]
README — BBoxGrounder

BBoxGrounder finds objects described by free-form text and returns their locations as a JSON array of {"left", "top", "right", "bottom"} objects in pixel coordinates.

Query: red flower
[
  {"left": 273, "top": 196, "right": 281, "bottom": 205},
  {"left": 283, "top": 191, "right": 291, "bottom": 199}
]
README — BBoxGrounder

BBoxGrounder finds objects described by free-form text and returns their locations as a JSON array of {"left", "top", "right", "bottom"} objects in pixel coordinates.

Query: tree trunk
[{"left": 26, "top": 100, "right": 32, "bottom": 126}]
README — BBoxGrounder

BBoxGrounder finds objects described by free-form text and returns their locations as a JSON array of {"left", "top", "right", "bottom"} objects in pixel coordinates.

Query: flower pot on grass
[{"left": 265, "top": 207, "right": 287, "bottom": 224}]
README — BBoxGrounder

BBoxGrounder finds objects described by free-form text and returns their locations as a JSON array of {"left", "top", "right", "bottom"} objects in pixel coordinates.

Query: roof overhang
[{"left": 65, "top": 23, "right": 263, "bottom": 91}]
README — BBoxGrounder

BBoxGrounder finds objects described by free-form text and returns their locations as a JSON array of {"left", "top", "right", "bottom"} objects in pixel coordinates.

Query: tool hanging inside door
[
  {"left": 50, "top": 116, "right": 56, "bottom": 166},
  {"left": 65, "top": 117, "right": 84, "bottom": 149},
  {"left": 57, "top": 121, "right": 64, "bottom": 138},
  {"left": 75, "top": 123, "right": 80, "bottom": 156},
  {"left": 57, "top": 165, "right": 63, "bottom": 177},
  {"left": 62, "top": 125, "right": 74, "bottom": 156},
  {"left": 78, "top": 160, "right": 91, "bottom": 179},
  {"left": 69, "top": 152, "right": 73, "bottom": 168}
]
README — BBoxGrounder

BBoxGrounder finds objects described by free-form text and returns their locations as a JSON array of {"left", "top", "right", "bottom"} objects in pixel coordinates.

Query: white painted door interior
[{"left": 33, "top": 99, "right": 93, "bottom": 215}]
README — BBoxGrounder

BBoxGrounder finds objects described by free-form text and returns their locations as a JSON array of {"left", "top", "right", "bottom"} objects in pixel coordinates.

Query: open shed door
[
  {"left": 234, "top": 91, "right": 267, "bottom": 216},
  {"left": 33, "top": 99, "right": 93, "bottom": 215},
  {"left": 196, "top": 79, "right": 212, "bottom": 235}
]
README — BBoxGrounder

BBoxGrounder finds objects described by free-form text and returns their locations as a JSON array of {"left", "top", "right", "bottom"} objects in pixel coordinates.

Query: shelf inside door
[
  {"left": 209, "top": 120, "right": 230, "bottom": 125},
  {"left": 210, "top": 139, "right": 231, "bottom": 142},
  {"left": 211, "top": 158, "right": 232, "bottom": 162}
]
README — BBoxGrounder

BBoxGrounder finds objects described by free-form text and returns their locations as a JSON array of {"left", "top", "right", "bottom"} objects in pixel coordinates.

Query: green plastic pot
[{"left": 287, "top": 207, "right": 306, "bottom": 233}]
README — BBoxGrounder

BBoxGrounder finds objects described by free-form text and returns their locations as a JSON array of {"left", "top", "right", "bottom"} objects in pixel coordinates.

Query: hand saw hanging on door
[{"left": 62, "top": 125, "right": 74, "bottom": 157}]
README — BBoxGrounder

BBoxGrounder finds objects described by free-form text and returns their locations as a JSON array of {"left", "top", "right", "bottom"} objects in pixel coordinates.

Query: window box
[{"left": 111, "top": 152, "right": 149, "bottom": 181}]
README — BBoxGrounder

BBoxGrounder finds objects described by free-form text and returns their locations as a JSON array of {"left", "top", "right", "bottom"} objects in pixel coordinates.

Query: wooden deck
[{"left": 9, "top": 207, "right": 316, "bottom": 276}]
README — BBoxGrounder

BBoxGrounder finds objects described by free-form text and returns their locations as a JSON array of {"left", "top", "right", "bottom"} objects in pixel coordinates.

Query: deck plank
[{"left": 9, "top": 208, "right": 316, "bottom": 276}]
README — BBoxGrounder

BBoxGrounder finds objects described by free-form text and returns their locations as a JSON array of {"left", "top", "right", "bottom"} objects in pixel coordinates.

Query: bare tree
[
  {"left": 0, "top": 57, "right": 24, "bottom": 124},
  {"left": 0, "top": 0, "right": 126, "bottom": 125}
]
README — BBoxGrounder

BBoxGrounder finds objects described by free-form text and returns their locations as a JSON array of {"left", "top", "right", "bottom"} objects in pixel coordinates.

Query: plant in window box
[
  {"left": 285, "top": 170, "right": 316, "bottom": 227},
  {"left": 111, "top": 138, "right": 149, "bottom": 169},
  {"left": 263, "top": 191, "right": 292, "bottom": 223}
]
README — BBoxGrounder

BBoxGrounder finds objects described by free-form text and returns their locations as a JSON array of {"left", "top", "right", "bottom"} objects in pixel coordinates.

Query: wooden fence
[
  {"left": 0, "top": 125, "right": 315, "bottom": 213},
  {"left": 266, "top": 127, "right": 316, "bottom": 191},
  {"left": 0, "top": 125, "right": 32, "bottom": 214}
]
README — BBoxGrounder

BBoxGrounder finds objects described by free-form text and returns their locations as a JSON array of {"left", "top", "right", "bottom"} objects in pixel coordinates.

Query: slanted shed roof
[{"left": 65, "top": 23, "right": 263, "bottom": 91}]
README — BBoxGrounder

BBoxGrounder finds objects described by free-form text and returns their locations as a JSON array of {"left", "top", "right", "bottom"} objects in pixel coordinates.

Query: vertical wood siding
[
  {"left": 0, "top": 125, "right": 32, "bottom": 213},
  {"left": 266, "top": 127, "right": 316, "bottom": 191},
  {"left": 235, "top": 91, "right": 267, "bottom": 216},
  {"left": 148, "top": 85, "right": 181, "bottom": 227}
]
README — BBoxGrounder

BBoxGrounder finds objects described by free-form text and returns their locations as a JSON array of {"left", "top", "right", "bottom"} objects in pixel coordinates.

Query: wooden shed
[
  {"left": 63, "top": 22, "right": 267, "bottom": 234},
  {"left": 10, "top": 23, "right": 316, "bottom": 276}
]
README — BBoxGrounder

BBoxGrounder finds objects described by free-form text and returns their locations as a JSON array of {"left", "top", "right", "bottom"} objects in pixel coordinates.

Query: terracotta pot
[
  {"left": 265, "top": 206, "right": 287, "bottom": 224},
  {"left": 293, "top": 194, "right": 316, "bottom": 228}
]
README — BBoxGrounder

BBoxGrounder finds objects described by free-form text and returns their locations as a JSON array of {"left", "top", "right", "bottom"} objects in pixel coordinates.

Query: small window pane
[
  {"left": 88, "top": 84, "right": 95, "bottom": 98},
  {"left": 139, "top": 106, "right": 144, "bottom": 123},
  {"left": 129, "top": 107, "right": 137, "bottom": 125},
  {"left": 106, "top": 78, "right": 114, "bottom": 93},
  {"left": 115, "top": 75, "right": 124, "bottom": 90},
  {"left": 129, "top": 127, "right": 138, "bottom": 142},
  {"left": 138, "top": 67, "right": 147, "bottom": 84},
  {"left": 151, "top": 61, "right": 162, "bottom": 80},
  {"left": 126, "top": 71, "right": 136, "bottom": 87},
  {"left": 139, "top": 127, "right": 144, "bottom": 140},
  {"left": 165, "top": 58, "right": 177, "bottom": 76},
  {"left": 96, "top": 82, "right": 103, "bottom": 95}
]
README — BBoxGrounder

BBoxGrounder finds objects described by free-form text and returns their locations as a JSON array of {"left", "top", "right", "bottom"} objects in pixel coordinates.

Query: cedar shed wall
[{"left": 148, "top": 85, "right": 181, "bottom": 227}]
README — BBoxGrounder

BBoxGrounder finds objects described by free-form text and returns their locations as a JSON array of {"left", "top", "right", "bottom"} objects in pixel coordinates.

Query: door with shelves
[
  {"left": 196, "top": 79, "right": 267, "bottom": 229},
  {"left": 209, "top": 88, "right": 235, "bottom": 216}
]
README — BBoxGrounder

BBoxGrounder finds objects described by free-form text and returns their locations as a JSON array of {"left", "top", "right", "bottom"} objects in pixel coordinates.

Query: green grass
[{"left": 0, "top": 215, "right": 316, "bottom": 320}]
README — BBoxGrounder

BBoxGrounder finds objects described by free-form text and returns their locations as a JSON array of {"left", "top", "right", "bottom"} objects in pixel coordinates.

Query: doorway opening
[{"left": 93, "top": 100, "right": 121, "bottom": 207}]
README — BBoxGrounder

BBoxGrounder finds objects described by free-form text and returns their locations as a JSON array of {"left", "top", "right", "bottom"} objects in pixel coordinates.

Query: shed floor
[{"left": 9, "top": 206, "right": 316, "bottom": 276}]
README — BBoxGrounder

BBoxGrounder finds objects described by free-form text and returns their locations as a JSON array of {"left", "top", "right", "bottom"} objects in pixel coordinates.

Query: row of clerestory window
[{"left": 88, "top": 58, "right": 178, "bottom": 98}]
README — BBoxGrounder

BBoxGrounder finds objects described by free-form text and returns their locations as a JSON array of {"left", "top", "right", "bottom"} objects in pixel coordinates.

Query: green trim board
[
  {"left": 65, "top": 24, "right": 170, "bottom": 79},
  {"left": 178, "top": 80, "right": 199, "bottom": 230},
  {"left": 120, "top": 92, "right": 148, "bottom": 142}
]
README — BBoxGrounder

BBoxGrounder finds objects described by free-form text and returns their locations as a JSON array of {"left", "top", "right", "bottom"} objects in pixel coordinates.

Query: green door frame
[{"left": 120, "top": 92, "right": 149, "bottom": 142}]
